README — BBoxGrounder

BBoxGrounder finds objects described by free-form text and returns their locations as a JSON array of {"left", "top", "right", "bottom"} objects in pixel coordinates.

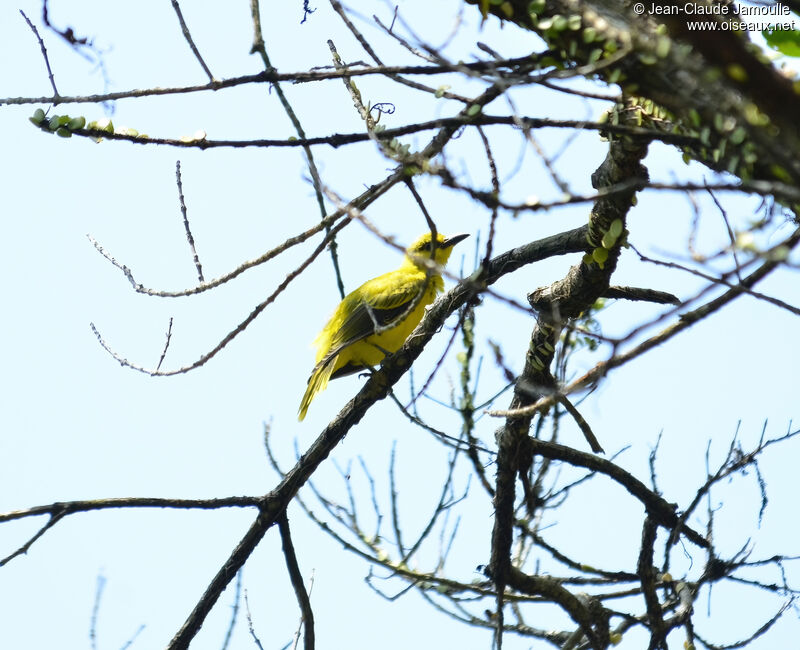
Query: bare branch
[
  {"left": 0, "top": 495, "right": 260, "bottom": 528},
  {"left": 637, "top": 517, "right": 667, "bottom": 649},
  {"left": 169, "top": 0, "right": 215, "bottom": 82},
  {"left": 0, "top": 511, "right": 64, "bottom": 567},
  {"left": 601, "top": 286, "right": 680, "bottom": 305},
  {"left": 19, "top": 10, "right": 59, "bottom": 99},
  {"left": 243, "top": 589, "right": 266, "bottom": 650},
  {"left": 491, "top": 226, "right": 800, "bottom": 420},
  {"left": 555, "top": 394, "right": 604, "bottom": 454},
  {"left": 155, "top": 317, "right": 174, "bottom": 373},
  {"left": 278, "top": 513, "right": 315, "bottom": 650},
  {"left": 175, "top": 161, "right": 204, "bottom": 283},
  {"left": 249, "top": 14, "right": 346, "bottom": 298},
  {"left": 220, "top": 570, "right": 243, "bottom": 650}
]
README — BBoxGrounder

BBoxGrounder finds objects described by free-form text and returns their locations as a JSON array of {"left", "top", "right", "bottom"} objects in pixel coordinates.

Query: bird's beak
[{"left": 443, "top": 233, "right": 470, "bottom": 248}]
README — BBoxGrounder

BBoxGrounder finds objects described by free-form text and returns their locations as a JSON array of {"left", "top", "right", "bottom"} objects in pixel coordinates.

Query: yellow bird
[{"left": 298, "top": 232, "right": 469, "bottom": 421}]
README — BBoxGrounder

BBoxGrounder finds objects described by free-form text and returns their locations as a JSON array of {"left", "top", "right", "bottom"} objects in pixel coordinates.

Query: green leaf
[
  {"left": 762, "top": 27, "right": 800, "bottom": 57},
  {"left": 591, "top": 247, "right": 609, "bottom": 264},
  {"left": 551, "top": 15, "right": 567, "bottom": 31},
  {"left": 528, "top": 0, "right": 545, "bottom": 15},
  {"left": 601, "top": 231, "right": 617, "bottom": 249},
  {"left": 607, "top": 67, "right": 623, "bottom": 84},
  {"left": 655, "top": 36, "right": 671, "bottom": 59},
  {"left": 566, "top": 14, "right": 581, "bottom": 30}
]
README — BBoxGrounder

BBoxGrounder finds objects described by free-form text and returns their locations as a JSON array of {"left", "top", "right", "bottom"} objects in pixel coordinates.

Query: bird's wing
[
  {"left": 328, "top": 274, "right": 424, "bottom": 353},
  {"left": 320, "top": 272, "right": 425, "bottom": 363}
]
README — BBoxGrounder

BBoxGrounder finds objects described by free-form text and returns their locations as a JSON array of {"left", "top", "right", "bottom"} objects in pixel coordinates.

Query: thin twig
[
  {"left": 403, "top": 178, "right": 438, "bottom": 243},
  {"left": 556, "top": 394, "right": 604, "bottom": 454},
  {"left": 170, "top": 0, "right": 216, "bottom": 81},
  {"left": 20, "top": 10, "right": 59, "bottom": 98},
  {"left": 243, "top": 590, "right": 266, "bottom": 650},
  {"left": 387, "top": 443, "right": 406, "bottom": 556},
  {"left": 175, "top": 161, "right": 205, "bottom": 283},
  {"left": 0, "top": 495, "right": 261, "bottom": 525},
  {"left": 119, "top": 625, "right": 146, "bottom": 650},
  {"left": 669, "top": 424, "right": 800, "bottom": 548},
  {"left": 333, "top": 0, "right": 471, "bottom": 103},
  {"left": 476, "top": 125, "right": 500, "bottom": 268},
  {"left": 42, "top": 115, "right": 701, "bottom": 157},
  {"left": 526, "top": 439, "right": 709, "bottom": 548},
  {"left": 0, "top": 54, "right": 583, "bottom": 107},
  {"left": 489, "top": 226, "right": 800, "bottom": 419},
  {"left": 220, "top": 570, "right": 243, "bottom": 650},
  {"left": 90, "top": 222, "right": 348, "bottom": 376},
  {"left": 89, "top": 573, "right": 106, "bottom": 650},
  {"left": 705, "top": 183, "right": 742, "bottom": 283},
  {"left": 630, "top": 244, "right": 800, "bottom": 317},
  {"left": 327, "top": 38, "right": 376, "bottom": 131},
  {"left": 526, "top": 129, "right": 572, "bottom": 195},
  {"left": 278, "top": 513, "right": 315, "bottom": 650},
  {"left": 0, "top": 511, "right": 64, "bottom": 566},
  {"left": 87, "top": 169, "right": 401, "bottom": 299},
  {"left": 155, "top": 317, "right": 174, "bottom": 372},
  {"left": 250, "top": 3, "right": 346, "bottom": 297}
]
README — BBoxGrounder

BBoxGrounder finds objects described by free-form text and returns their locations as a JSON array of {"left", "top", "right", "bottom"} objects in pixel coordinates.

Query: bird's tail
[{"left": 298, "top": 355, "right": 337, "bottom": 421}]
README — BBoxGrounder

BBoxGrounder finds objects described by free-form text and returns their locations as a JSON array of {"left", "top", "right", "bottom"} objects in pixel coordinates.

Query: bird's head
[{"left": 404, "top": 232, "right": 469, "bottom": 269}]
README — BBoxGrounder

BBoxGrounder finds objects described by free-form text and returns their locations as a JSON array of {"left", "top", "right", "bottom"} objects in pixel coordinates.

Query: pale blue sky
[{"left": 1, "top": 2, "right": 798, "bottom": 649}]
